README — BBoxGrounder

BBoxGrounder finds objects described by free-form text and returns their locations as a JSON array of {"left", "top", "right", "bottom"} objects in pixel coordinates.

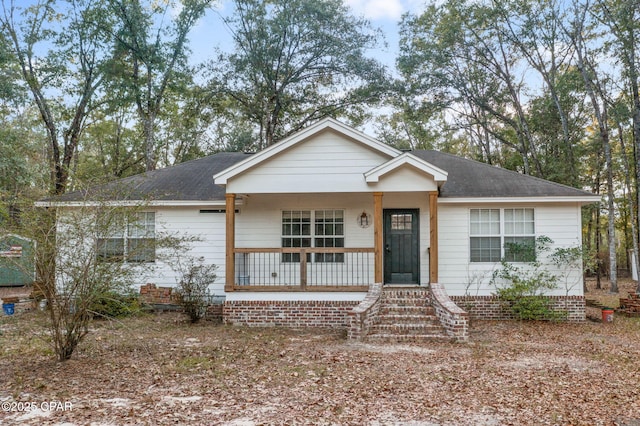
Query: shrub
[
  {"left": 176, "top": 258, "right": 217, "bottom": 323},
  {"left": 491, "top": 236, "right": 568, "bottom": 321},
  {"left": 88, "top": 291, "right": 143, "bottom": 319}
]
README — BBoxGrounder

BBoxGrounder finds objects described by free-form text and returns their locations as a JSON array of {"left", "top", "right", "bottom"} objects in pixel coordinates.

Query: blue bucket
[{"left": 2, "top": 303, "right": 15, "bottom": 316}]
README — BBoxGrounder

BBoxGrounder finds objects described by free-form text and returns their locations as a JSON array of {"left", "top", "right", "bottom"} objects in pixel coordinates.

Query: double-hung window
[
  {"left": 314, "top": 210, "right": 345, "bottom": 262},
  {"left": 282, "top": 210, "right": 344, "bottom": 263},
  {"left": 470, "top": 208, "right": 535, "bottom": 262},
  {"left": 281, "top": 210, "right": 311, "bottom": 262},
  {"left": 503, "top": 208, "right": 535, "bottom": 262},
  {"left": 97, "top": 212, "right": 156, "bottom": 262}
]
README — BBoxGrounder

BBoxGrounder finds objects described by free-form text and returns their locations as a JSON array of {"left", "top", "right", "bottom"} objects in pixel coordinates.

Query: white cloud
[{"left": 345, "top": 0, "right": 405, "bottom": 21}]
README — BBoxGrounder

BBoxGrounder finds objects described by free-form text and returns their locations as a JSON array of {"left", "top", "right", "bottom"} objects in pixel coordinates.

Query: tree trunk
[{"left": 571, "top": 21, "right": 617, "bottom": 293}]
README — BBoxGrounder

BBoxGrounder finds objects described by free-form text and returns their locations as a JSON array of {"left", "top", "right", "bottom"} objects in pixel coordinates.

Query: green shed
[{"left": 0, "top": 234, "right": 35, "bottom": 287}]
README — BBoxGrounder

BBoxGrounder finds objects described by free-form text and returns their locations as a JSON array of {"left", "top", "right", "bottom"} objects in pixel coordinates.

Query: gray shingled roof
[
  {"left": 47, "top": 149, "right": 595, "bottom": 203},
  {"left": 49, "top": 152, "right": 252, "bottom": 202},
  {"left": 411, "top": 150, "right": 595, "bottom": 198}
]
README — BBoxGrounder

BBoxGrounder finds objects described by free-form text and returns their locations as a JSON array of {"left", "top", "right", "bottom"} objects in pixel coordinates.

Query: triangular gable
[
  {"left": 364, "top": 153, "right": 448, "bottom": 185},
  {"left": 214, "top": 118, "right": 401, "bottom": 185}
]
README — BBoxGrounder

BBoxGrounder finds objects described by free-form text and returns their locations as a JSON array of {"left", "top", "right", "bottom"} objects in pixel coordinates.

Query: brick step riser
[
  {"left": 370, "top": 325, "right": 446, "bottom": 335},
  {"left": 365, "top": 334, "right": 453, "bottom": 343},
  {"left": 380, "top": 300, "right": 430, "bottom": 308},
  {"left": 376, "top": 315, "right": 439, "bottom": 325},
  {"left": 379, "top": 306, "right": 435, "bottom": 315},
  {"left": 381, "top": 294, "right": 430, "bottom": 299},
  {"left": 381, "top": 293, "right": 430, "bottom": 300}
]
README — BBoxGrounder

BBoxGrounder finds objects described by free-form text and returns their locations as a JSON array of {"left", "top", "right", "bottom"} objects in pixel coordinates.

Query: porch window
[
  {"left": 469, "top": 208, "right": 535, "bottom": 262},
  {"left": 314, "top": 210, "right": 344, "bottom": 262},
  {"left": 282, "top": 210, "right": 311, "bottom": 262},
  {"left": 281, "top": 210, "right": 344, "bottom": 262},
  {"left": 97, "top": 212, "right": 156, "bottom": 263}
]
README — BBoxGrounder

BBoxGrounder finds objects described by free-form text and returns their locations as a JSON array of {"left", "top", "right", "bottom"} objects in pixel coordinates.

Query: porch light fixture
[{"left": 358, "top": 211, "right": 371, "bottom": 228}]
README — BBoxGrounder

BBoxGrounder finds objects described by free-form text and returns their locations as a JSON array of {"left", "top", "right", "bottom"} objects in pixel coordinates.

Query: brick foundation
[
  {"left": 139, "top": 283, "right": 177, "bottom": 304},
  {"left": 451, "top": 295, "right": 586, "bottom": 321},
  {"left": 206, "top": 303, "right": 223, "bottom": 322},
  {"left": 223, "top": 300, "right": 359, "bottom": 328}
]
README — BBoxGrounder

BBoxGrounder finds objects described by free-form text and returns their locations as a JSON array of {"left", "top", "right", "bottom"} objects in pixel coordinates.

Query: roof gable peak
[{"left": 214, "top": 118, "right": 401, "bottom": 185}]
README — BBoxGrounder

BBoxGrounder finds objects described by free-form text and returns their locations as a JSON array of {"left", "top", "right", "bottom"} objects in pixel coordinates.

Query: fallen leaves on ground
[{"left": 1, "top": 280, "right": 639, "bottom": 425}]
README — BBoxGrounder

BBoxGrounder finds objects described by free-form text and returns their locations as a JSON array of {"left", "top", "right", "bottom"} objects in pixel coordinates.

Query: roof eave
[
  {"left": 34, "top": 199, "right": 234, "bottom": 208},
  {"left": 437, "top": 196, "right": 601, "bottom": 204}
]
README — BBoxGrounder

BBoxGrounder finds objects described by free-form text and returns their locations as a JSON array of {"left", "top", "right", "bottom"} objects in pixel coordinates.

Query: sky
[{"left": 188, "top": 0, "right": 426, "bottom": 71}]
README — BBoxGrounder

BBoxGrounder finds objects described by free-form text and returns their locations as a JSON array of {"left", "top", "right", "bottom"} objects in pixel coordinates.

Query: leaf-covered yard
[{"left": 1, "top": 282, "right": 640, "bottom": 425}]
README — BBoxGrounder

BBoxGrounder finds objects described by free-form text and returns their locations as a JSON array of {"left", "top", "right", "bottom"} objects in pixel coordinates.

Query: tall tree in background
[
  {"left": 1, "top": 0, "right": 110, "bottom": 194},
  {"left": 210, "top": 0, "right": 388, "bottom": 149},
  {"left": 397, "top": 0, "right": 543, "bottom": 175},
  {"left": 105, "top": 0, "right": 212, "bottom": 171},
  {"left": 595, "top": 0, "right": 640, "bottom": 292},
  {"left": 496, "top": 0, "right": 586, "bottom": 186}
]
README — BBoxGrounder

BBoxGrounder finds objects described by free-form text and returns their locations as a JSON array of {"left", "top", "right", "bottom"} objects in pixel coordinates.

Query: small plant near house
[
  {"left": 88, "top": 290, "right": 144, "bottom": 319},
  {"left": 175, "top": 257, "right": 217, "bottom": 323},
  {"left": 491, "top": 236, "right": 571, "bottom": 321}
]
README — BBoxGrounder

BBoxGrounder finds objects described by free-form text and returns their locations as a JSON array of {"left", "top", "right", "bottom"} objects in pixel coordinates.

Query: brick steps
[{"left": 365, "top": 288, "right": 449, "bottom": 343}]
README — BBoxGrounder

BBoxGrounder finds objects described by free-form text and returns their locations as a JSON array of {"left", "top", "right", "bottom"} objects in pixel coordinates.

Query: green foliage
[
  {"left": 491, "top": 236, "right": 583, "bottom": 321},
  {"left": 88, "top": 290, "right": 143, "bottom": 319},
  {"left": 175, "top": 258, "right": 217, "bottom": 323},
  {"left": 210, "top": 0, "right": 388, "bottom": 149}
]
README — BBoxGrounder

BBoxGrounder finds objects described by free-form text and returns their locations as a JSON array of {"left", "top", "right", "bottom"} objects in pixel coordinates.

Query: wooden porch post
[
  {"left": 374, "top": 192, "right": 383, "bottom": 283},
  {"left": 429, "top": 191, "right": 439, "bottom": 283},
  {"left": 225, "top": 193, "right": 236, "bottom": 292}
]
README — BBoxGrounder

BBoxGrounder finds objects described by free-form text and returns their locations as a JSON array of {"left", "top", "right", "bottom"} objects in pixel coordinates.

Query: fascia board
[
  {"left": 34, "top": 200, "right": 235, "bottom": 208},
  {"left": 365, "top": 153, "right": 449, "bottom": 183},
  {"left": 437, "top": 196, "right": 601, "bottom": 204}
]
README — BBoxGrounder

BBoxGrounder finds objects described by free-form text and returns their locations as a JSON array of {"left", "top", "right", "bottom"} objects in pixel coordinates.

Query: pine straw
[{"left": 1, "top": 283, "right": 639, "bottom": 425}]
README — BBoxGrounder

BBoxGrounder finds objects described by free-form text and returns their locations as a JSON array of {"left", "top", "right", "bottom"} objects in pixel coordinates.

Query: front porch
[{"left": 223, "top": 192, "right": 440, "bottom": 292}]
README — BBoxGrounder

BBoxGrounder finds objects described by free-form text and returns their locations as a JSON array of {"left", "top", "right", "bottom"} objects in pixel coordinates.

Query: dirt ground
[{"left": 1, "top": 280, "right": 639, "bottom": 425}]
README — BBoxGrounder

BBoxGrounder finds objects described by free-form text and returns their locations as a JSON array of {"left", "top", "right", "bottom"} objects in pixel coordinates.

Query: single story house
[{"left": 40, "top": 119, "right": 599, "bottom": 341}]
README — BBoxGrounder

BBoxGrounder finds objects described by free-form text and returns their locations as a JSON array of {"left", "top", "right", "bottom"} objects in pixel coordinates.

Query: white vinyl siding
[
  {"left": 139, "top": 208, "right": 226, "bottom": 293},
  {"left": 226, "top": 132, "right": 390, "bottom": 194},
  {"left": 439, "top": 203, "right": 584, "bottom": 296}
]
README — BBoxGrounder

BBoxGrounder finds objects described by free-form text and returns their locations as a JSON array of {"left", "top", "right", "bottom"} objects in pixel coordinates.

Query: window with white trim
[
  {"left": 503, "top": 208, "right": 535, "bottom": 262},
  {"left": 281, "top": 210, "right": 344, "bottom": 263},
  {"left": 97, "top": 212, "right": 156, "bottom": 262},
  {"left": 470, "top": 208, "right": 535, "bottom": 262}
]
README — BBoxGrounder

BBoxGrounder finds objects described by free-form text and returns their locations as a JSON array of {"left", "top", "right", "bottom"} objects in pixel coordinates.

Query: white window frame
[
  {"left": 97, "top": 211, "right": 156, "bottom": 263},
  {"left": 469, "top": 208, "right": 535, "bottom": 263},
  {"left": 281, "top": 209, "right": 344, "bottom": 263}
]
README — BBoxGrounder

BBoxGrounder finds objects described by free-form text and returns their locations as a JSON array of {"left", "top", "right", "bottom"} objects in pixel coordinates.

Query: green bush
[
  {"left": 176, "top": 259, "right": 217, "bottom": 323},
  {"left": 491, "top": 236, "right": 568, "bottom": 321},
  {"left": 88, "top": 291, "right": 143, "bottom": 319}
]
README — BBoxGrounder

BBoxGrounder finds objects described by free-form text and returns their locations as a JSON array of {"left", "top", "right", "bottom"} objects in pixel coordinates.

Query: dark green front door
[{"left": 383, "top": 209, "right": 420, "bottom": 284}]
